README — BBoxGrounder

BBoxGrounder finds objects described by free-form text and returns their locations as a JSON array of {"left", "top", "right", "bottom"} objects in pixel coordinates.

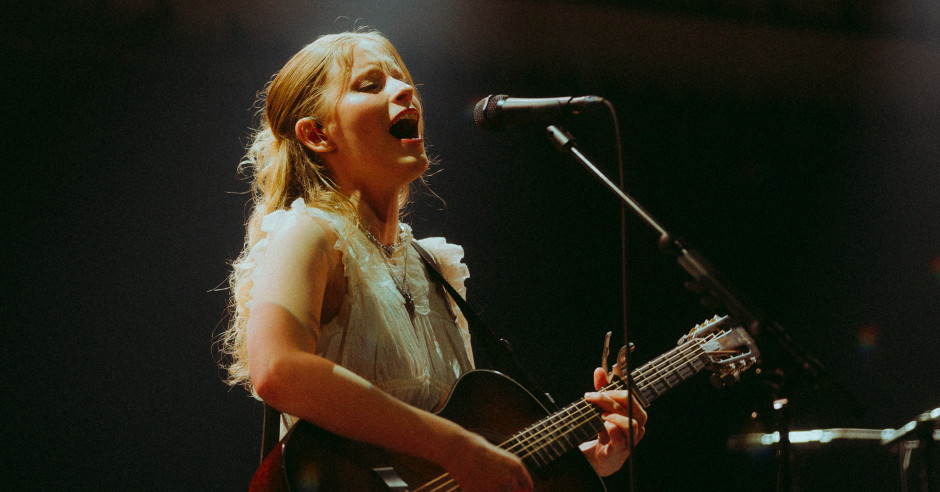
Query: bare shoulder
[
  {"left": 262, "top": 210, "right": 341, "bottom": 270},
  {"left": 250, "top": 208, "right": 346, "bottom": 333}
]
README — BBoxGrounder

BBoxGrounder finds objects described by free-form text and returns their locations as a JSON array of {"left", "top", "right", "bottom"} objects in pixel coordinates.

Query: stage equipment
[
  {"left": 728, "top": 407, "right": 939, "bottom": 491},
  {"left": 472, "top": 94, "right": 862, "bottom": 491},
  {"left": 473, "top": 94, "right": 605, "bottom": 131}
]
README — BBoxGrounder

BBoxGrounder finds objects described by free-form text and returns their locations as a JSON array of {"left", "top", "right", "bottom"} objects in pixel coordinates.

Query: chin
[
  {"left": 410, "top": 158, "right": 430, "bottom": 179},
  {"left": 402, "top": 151, "right": 429, "bottom": 170}
]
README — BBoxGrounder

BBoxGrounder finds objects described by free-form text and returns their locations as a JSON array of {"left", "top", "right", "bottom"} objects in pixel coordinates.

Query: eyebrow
[
  {"left": 354, "top": 65, "right": 385, "bottom": 77},
  {"left": 354, "top": 58, "right": 403, "bottom": 76}
]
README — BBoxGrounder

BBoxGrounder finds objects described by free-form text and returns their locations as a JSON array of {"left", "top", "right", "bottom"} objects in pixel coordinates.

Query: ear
[{"left": 295, "top": 117, "right": 336, "bottom": 153}]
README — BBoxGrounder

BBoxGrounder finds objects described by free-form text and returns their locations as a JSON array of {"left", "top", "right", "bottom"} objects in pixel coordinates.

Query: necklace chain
[
  {"left": 360, "top": 227, "right": 400, "bottom": 256},
  {"left": 360, "top": 225, "right": 415, "bottom": 317}
]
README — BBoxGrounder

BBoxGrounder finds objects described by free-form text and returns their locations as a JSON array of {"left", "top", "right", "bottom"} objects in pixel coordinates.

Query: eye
[
  {"left": 355, "top": 71, "right": 384, "bottom": 92},
  {"left": 357, "top": 80, "right": 379, "bottom": 91}
]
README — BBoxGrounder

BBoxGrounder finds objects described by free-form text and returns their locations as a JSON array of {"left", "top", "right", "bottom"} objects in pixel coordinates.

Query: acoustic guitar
[{"left": 250, "top": 315, "right": 759, "bottom": 491}]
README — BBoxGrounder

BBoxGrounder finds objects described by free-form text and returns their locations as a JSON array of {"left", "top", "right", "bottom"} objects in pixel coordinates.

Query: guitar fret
[
  {"left": 678, "top": 354, "right": 697, "bottom": 378},
  {"left": 531, "top": 436, "right": 551, "bottom": 466},
  {"left": 553, "top": 403, "right": 594, "bottom": 458},
  {"left": 504, "top": 332, "right": 728, "bottom": 472},
  {"left": 632, "top": 340, "right": 707, "bottom": 405},
  {"left": 514, "top": 426, "right": 546, "bottom": 465},
  {"left": 506, "top": 397, "right": 607, "bottom": 471},
  {"left": 581, "top": 402, "right": 606, "bottom": 436},
  {"left": 557, "top": 406, "right": 579, "bottom": 448},
  {"left": 530, "top": 425, "right": 552, "bottom": 465},
  {"left": 571, "top": 404, "right": 598, "bottom": 442},
  {"left": 574, "top": 419, "right": 595, "bottom": 442},
  {"left": 517, "top": 426, "right": 547, "bottom": 467},
  {"left": 683, "top": 352, "right": 706, "bottom": 376},
  {"left": 540, "top": 420, "right": 564, "bottom": 459},
  {"left": 280, "top": 319, "right": 757, "bottom": 492}
]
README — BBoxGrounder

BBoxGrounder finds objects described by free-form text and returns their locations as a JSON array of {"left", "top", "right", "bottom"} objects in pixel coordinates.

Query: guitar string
[
  {"left": 410, "top": 390, "right": 628, "bottom": 492},
  {"left": 527, "top": 338, "right": 696, "bottom": 458},
  {"left": 632, "top": 343, "right": 712, "bottom": 398},
  {"left": 414, "top": 393, "right": 623, "bottom": 492},
  {"left": 634, "top": 344, "right": 700, "bottom": 394},
  {"left": 480, "top": 337, "right": 738, "bottom": 491},
  {"left": 633, "top": 335, "right": 710, "bottom": 384},
  {"left": 416, "top": 373, "right": 658, "bottom": 491},
  {"left": 499, "top": 342, "right": 710, "bottom": 467},
  {"left": 414, "top": 342, "right": 707, "bottom": 491},
  {"left": 438, "top": 333, "right": 733, "bottom": 491},
  {"left": 413, "top": 342, "right": 708, "bottom": 492},
  {"left": 502, "top": 342, "right": 706, "bottom": 461},
  {"left": 420, "top": 351, "right": 707, "bottom": 492},
  {"left": 411, "top": 381, "right": 631, "bottom": 492}
]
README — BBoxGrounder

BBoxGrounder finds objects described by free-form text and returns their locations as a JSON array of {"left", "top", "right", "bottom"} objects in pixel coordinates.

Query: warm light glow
[{"left": 856, "top": 323, "right": 880, "bottom": 355}]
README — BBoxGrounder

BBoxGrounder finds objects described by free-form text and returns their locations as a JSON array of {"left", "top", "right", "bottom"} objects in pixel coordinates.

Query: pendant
[{"left": 403, "top": 291, "right": 415, "bottom": 318}]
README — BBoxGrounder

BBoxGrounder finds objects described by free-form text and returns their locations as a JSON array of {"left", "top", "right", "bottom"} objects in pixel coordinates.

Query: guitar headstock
[{"left": 679, "top": 315, "right": 761, "bottom": 387}]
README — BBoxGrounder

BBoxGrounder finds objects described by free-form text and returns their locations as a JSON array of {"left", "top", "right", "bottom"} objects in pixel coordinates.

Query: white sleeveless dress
[{"left": 247, "top": 198, "right": 474, "bottom": 433}]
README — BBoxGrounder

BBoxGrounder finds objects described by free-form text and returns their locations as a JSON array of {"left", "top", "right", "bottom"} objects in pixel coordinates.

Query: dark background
[{"left": 4, "top": 1, "right": 938, "bottom": 490}]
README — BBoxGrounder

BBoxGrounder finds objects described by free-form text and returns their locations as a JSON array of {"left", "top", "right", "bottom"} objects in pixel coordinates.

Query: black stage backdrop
[{"left": 4, "top": 1, "right": 939, "bottom": 490}]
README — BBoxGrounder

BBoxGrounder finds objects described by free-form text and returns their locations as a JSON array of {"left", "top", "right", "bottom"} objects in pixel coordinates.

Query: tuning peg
[
  {"left": 710, "top": 373, "right": 726, "bottom": 389},
  {"left": 710, "top": 371, "right": 742, "bottom": 389}
]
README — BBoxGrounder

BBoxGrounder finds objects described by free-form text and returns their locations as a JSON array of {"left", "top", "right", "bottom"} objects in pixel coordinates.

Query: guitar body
[
  {"left": 250, "top": 370, "right": 606, "bottom": 491},
  {"left": 250, "top": 317, "right": 761, "bottom": 491}
]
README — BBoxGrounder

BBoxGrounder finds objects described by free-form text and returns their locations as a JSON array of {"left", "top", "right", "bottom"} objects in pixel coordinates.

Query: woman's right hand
[{"left": 442, "top": 431, "right": 533, "bottom": 492}]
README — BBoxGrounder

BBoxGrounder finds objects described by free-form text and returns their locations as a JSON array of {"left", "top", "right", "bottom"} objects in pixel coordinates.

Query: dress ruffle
[
  {"left": 416, "top": 237, "right": 470, "bottom": 299},
  {"left": 415, "top": 237, "right": 472, "bottom": 360}
]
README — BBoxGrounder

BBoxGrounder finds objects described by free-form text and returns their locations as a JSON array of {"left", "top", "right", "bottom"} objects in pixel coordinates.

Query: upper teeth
[{"left": 397, "top": 112, "right": 417, "bottom": 122}]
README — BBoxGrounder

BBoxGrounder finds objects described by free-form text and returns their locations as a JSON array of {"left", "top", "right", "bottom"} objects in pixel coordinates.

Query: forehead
[{"left": 348, "top": 40, "right": 403, "bottom": 73}]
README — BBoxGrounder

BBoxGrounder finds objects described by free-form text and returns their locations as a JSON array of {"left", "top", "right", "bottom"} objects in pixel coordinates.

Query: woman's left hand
[{"left": 580, "top": 367, "right": 648, "bottom": 476}]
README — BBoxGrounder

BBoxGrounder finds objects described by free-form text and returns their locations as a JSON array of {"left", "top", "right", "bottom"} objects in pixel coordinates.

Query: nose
[{"left": 390, "top": 79, "right": 414, "bottom": 107}]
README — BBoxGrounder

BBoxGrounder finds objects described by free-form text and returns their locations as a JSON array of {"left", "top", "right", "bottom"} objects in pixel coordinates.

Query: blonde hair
[{"left": 219, "top": 30, "right": 422, "bottom": 393}]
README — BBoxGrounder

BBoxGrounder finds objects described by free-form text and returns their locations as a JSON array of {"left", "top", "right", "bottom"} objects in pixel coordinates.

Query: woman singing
[{"left": 220, "top": 30, "right": 646, "bottom": 491}]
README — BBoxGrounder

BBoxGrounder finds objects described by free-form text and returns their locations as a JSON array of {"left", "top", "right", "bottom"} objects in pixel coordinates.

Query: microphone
[{"left": 473, "top": 94, "right": 606, "bottom": 131}]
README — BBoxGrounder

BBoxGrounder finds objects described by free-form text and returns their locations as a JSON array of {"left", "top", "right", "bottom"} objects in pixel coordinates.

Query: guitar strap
[
  {"left": 412, "top": 241, "right": 556, "bottom": 411},
  {"left": 260, "top": 401, "right": 280, "bottom": 465},
  {"left": 258, "top": 240, "right": 557, "bottom": 464}
]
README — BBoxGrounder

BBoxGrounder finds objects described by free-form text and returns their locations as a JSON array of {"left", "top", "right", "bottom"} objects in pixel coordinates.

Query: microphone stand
[{"left": 545, "top": 125, "right": 862, "bottom": 492}]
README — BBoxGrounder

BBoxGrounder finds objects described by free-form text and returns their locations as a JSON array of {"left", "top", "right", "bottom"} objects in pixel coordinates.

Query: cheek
[
  {"left": 340, "top": 112, "right": 385, "bottom": 145},
  {"left": 339, "top": 94, "right": 382, "bottom": 123}
]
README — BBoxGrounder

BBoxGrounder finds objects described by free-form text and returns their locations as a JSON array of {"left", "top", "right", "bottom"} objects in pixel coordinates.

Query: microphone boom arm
[
  {"left": 546, "top": 124, "right": 843, "bottom": 390},
  {"left": 547, "top": 122, "right": 867, "bottom": 492}
]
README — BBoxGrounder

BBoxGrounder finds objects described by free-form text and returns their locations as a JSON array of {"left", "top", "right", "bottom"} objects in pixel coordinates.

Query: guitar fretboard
[{"left": 499, "top": 338, "right": 711, "bottom": 468}]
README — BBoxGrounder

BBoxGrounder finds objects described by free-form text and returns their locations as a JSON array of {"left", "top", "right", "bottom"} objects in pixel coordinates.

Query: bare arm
[{"left": 245, "top": 214, "right": 531, "bottom": 491}]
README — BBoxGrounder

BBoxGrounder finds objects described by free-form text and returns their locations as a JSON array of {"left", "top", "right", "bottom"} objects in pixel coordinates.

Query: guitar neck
[
  {"left": 632, "top": 337, "right": 711, "bottom": 405},
  {"left": 500, "top": 338, "right": 709, "bottom": 469}
]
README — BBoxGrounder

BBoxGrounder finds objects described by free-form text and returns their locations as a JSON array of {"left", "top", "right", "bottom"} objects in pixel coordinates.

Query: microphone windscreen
[{"left": 473, "top": 94, "right": 508, "bottom": 130}]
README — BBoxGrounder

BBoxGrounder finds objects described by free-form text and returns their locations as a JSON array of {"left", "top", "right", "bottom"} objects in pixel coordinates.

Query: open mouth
[{"left": 389, "top": 109, "right": 420, "bottom": 140}]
